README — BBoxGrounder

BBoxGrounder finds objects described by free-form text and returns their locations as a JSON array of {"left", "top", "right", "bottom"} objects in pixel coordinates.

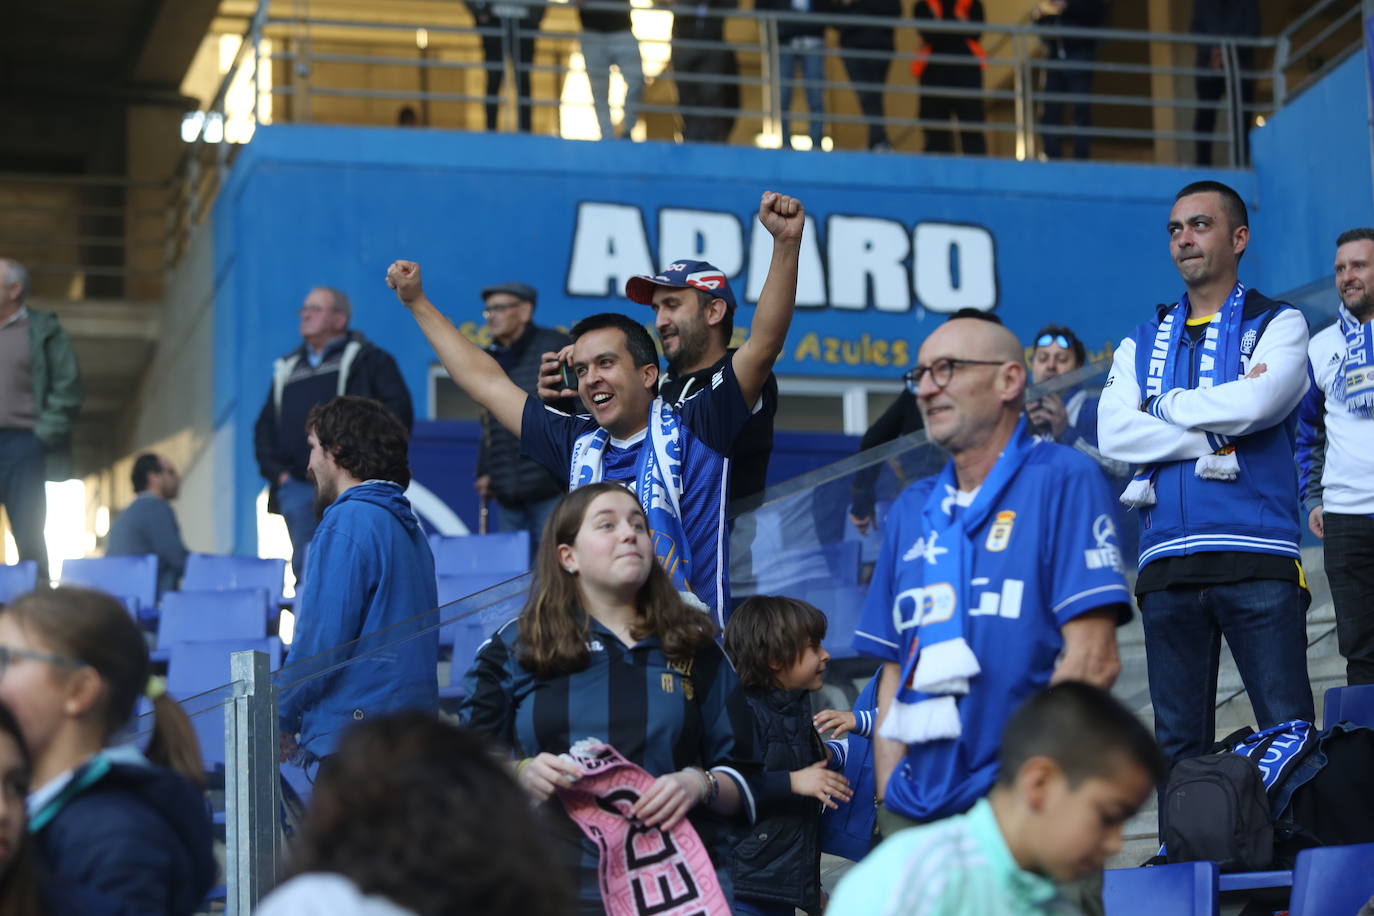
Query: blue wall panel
[{"left": 210, "top": 52, "right": 1370, "bottom": 553}]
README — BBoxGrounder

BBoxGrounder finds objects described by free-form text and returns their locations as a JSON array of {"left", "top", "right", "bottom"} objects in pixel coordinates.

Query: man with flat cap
[{"left": 477, "top": 281, "right": 573, "bottom": 549}]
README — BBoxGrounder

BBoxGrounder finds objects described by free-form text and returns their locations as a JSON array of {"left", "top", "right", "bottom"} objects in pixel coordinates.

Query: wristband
[{"left": 702, "top": 768, "right": 719, "bottom": 806}]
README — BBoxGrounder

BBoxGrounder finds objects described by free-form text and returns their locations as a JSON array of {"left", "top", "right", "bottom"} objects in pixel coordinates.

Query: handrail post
[
  {"left": 225, "top": 650, "right": 281, "bottom": 915},
  {"left": 1222, "top": 39, "right": 1242, "bottom": 168},
  {"left": 1012, "top": 31, "right": 1029, "bottom": 160},
  {"left": 763, "top": 14, "right": 784, "bottom": 145}
]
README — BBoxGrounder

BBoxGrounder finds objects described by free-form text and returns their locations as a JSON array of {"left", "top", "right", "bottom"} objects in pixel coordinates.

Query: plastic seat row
[{"left": 1105, "top": 842, "right": 1374, "bottom": 916}]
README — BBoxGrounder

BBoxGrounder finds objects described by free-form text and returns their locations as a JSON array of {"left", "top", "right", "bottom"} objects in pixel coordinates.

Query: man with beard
[
  {"left": 1099, "top": 180, "right": 1313, "bottom": 779},
  {"left": 278, "top": 396, "right": 438, "bottom": 770},
  {"left": 1299, "top": 227, "right": 1374, "bottom": 685},
  {"left": 388, "top": 191, "right": 804, "bottom": 626}
]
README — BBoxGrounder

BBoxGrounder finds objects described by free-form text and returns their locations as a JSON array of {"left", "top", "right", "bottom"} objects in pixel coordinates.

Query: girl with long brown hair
[{"left": 458, "top": 482, "right": 762, "bottom": 913}]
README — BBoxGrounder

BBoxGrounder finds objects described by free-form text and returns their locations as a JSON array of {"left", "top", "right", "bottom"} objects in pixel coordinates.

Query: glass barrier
[{"left": 164, "top": 355, "right": 1167, "bottom": 907}]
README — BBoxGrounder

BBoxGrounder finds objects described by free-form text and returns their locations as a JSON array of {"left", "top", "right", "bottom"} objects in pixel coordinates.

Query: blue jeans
[
  {"left": 277, "top": 476, "right": 318, "bottom": 582},
  {"left": 780, "top": 37, "right": 825, "bottom": 145},
  {"left": 494, "top": 494, "right": 559, "bottom": 561},
  {"left": 1140, "top": 577, "right": 1315, "bottom": 767},
  {"left": 0, "top": 429, "right": 48, "bottom": 580}
]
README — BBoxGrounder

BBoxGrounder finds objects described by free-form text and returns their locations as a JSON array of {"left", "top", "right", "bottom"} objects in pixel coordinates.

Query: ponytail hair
[{"left": 1, "top": 588, "right": 205, "bottom": 787}]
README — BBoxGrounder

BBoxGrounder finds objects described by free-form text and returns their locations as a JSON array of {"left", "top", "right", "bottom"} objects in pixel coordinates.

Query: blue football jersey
[{"left": 854, "top": 440, "right": 1131, "bottom": 822}]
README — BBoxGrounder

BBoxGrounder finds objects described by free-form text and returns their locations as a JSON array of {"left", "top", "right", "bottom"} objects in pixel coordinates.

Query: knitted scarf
[
  {"left": 1334, "top": 304, "right": 1374, "bottom": 418},
  {"left": 556, "top": 739, "right": 729, "bottom": 916}
]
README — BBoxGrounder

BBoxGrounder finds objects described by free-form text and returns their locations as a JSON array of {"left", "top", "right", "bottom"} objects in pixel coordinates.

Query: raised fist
[
  {"left": 758, "top": 191, "right": 805, "bottom": 243},
  {"left": 386, "top": 260, "right": 424, "bottom": 305}
]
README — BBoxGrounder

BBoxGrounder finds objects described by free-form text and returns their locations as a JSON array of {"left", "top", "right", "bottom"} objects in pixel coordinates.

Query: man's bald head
[
  {"left": 921, "top": 318, "right": 1026, "bottom": 371},
  {"left": 914, "top": 317, "right": 1028, "bottom": 457}
]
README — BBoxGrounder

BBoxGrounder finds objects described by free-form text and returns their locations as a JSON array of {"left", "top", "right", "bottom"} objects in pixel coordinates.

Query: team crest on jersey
[
  {"left": 1241, "top": 328, "right": 1258, "bottom": 356},
  {"left": 661, "top": 673, "right": 675, "bottom": 694},
  {"left": 984, "top": 510, "right": 1016, "bottom": 552}
]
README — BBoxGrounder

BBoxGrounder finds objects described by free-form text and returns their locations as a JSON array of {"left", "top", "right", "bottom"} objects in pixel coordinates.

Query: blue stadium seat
[
  {"left": 436, "top": 572, "right": 510, "bottom": 653},
  {"left": 1288, "top": 842, "right": 1374, "bottom": 916},
  {"left": 60, "top": 555, "right": 159, "bottom": 621},
  {"left": 1322, "top": 684, "right": 1374, "bottom": 729},
  {"left": 1104, "top": 862, "right": 1219, "bottom": 916},
  {"left": 429, "top": 532, "right": 530, "bottom": 577},
  {"left": 156, "top": 589, "right": 271, "bottom": 651},
  {"left": 167, "top": 637, "right": 282, "bottom": 771},
  {"left": 809, "top": 584, "right": 868, "bottom": 659},
  {"left": 183, "top": 554, "right": 286, "bottom": 602},
  {"left": 0, "top": 561, "right": 38, "bottom": 604}
]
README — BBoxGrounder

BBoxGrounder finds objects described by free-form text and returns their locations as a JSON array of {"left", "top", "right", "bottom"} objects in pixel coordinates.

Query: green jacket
[{"left": 26, "top": 309, "right": 83, "bottom": 480}]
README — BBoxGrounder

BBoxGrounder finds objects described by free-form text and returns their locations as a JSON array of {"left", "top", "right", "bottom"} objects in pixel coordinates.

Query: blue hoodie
[{"left": 279, "top": 481, "right": 439, "bottom": 758}]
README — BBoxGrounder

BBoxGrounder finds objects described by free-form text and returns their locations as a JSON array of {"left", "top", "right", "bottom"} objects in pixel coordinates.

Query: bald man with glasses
[{"left": 854, "top": 316, "right": 1129, "bottom": 856}]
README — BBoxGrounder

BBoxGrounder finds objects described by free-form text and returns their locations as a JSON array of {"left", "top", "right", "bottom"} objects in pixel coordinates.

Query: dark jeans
[
  {"left": 1323, "top": 512, "right": 1374, "bottom": 685},
  {"left": 673, "top": 45, "right": 739, "bottom": 143},
  {"left": 779, "top": 38, "right": 826, "bottom": 145},
  {"left": 1041, "top": 62, "right": 1094, "bottom": 159},
  {"left": 481, "top": 14, "right": 538, "bottom": 132},
  {"left": 919, "top": 62, "right": 985, "bottom": 155},
  {"left": 494, "top": 493, "right": 559, "bottom": 562},
  {"left": 841, "top": 49, "right": 891, "bottom": 149},
  {"left": 0, "top": 429, "right": 48, "bottom": 580},
  {"left": 277, "top": 476, "right": 318, "bottom": 583},
  {"left": 1194, "top": 66, "right": 1254, "bottom": 166},
  {"left": 1140, "top": 578, "right": 1315, "bottom": 769}
]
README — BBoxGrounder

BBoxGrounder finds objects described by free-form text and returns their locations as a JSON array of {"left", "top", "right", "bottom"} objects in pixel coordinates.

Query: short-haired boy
[
  {"left": 723, "top": 596, "right": 855, "bottom": 916},
  {"left": 828, "top": 682, "right": 1166, "bottom": 915}
]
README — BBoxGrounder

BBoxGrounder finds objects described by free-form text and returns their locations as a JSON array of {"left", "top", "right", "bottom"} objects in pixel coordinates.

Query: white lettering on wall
[
  {"left": 745, "top": 215, "right": 828, "bottom": 307},
  {"left": 912, "top": 223, "right": 997, "bottom": 314},
  {"left": 564, "top": 202, "right": 999, "bottom": 314},
  {"left": 658, "top": 209, "right": 745, "bottom": 279},
  {"left": 565, "top": 202, "right": 655, "bottom": 297},
  {"left": 827, "top": 215, "right": 911, "bottom": 312}
]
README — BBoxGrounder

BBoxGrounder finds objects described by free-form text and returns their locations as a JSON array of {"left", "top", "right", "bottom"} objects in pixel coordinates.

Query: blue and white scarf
[
  {"left": 570, "top": 399, "right": 693, "bottom": 592},
  {"left": 1121, "top": 283, "right": 1248, "bottom": 509},
  {"left": 1334, "top": 304, "right": 1374, "bottom": 418},
  {"left": 878, "top": 418, "right": 1035, "bottom": 745}
]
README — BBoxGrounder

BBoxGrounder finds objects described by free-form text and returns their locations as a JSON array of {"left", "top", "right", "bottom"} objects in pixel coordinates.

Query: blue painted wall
[
  {"left": 210, "top": 50, "right": 1370, "bottom": 554},
  {"left": 1251, "top": 52, "right": 1373, "bottom": 298}
]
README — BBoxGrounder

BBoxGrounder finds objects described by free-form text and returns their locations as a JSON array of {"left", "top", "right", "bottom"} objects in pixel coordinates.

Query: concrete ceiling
[{"left": 2, "top": 0, "right": 219, "bottom": 101}]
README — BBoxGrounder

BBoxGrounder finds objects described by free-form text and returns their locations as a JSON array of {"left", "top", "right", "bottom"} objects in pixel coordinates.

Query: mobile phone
[{"left": 560, "top": 362, "right": 578, "bottom": 392}]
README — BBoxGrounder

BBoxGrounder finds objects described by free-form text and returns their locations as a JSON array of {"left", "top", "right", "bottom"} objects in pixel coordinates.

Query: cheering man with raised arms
[{"left": 387, "top": 191, "right": 803, "bottom": 624}]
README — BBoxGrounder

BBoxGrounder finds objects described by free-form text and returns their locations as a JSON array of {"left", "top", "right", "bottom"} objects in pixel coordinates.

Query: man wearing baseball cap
[
  {"left": 387, "top": 191, "right": 804, "bottom": 625},
  {"left": 619, "top": 260, "right": 779, "bottom": 501}
]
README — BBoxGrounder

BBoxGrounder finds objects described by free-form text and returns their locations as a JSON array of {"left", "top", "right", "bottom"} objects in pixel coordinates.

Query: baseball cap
[
  {"left": 481, "top": 282, "right": 537, "bottom": 306},
  {"left": 625, "top": 260, "right": 737, "bottom": 311}
]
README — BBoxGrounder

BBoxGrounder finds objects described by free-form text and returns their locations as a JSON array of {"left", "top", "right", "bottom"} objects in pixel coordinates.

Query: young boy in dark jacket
[{"left": 723, "top": 596, "right": 854, "bottom": 916}]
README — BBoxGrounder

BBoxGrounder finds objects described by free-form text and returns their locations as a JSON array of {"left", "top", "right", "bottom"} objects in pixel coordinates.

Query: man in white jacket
[
  {"left": 1098, "top": 180, "right": 1314, "bottom": 771},
  {"left": 1298, "top": 227, "right": 1374, "bottom": 686}
]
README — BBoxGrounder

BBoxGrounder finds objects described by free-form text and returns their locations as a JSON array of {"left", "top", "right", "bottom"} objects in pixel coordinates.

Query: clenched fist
[
  {"left": 386, "top": 260, "right": 425, "bottom": 306},
  {"left": 758, "top": 191, "right": 805, "bottom": 243}
]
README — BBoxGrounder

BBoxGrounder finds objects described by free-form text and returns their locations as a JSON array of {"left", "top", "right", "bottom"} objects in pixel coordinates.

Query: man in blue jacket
[
  {"left": 1099, "top": 180, "right": 1314, "bottom": 774},
  {"left": 279, "top": 396, "right": 438, "bottom": 767}
]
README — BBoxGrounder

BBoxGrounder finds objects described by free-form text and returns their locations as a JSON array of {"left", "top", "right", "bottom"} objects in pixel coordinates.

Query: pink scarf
[{"left": 556, "top": 739, "right": 731, "bottom": 916}]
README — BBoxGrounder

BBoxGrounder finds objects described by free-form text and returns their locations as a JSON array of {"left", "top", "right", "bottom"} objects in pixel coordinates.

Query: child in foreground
[
  {"left": 828, "top": 681, "right": 1165, "bottom": 915},
  {"left": 722, "top": 596, "right": 855, "bottom": 916}
]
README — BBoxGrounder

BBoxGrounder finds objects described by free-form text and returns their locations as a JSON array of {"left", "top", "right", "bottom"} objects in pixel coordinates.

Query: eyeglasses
[
  {"left": 1035, "top": 333, "right": 1075, "bottom": 350},
  {"left": 0, "top": 645, "right": 82, "bottom": 677},
  {"left": 903, "top": 358, "right": 1006, "bottom": 394},
  {"left": 482, "top": 301, "right": 522, "bottom": 318}
]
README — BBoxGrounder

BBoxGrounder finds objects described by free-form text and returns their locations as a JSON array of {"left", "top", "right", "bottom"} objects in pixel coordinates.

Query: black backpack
[{"left": 1162, "top": 751, "right": 1274, "bottom": 871}]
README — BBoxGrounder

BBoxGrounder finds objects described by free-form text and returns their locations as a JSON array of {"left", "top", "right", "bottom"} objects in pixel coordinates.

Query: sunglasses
[{"left": 1035, "top": 333, "right": 1076, "bottom": 350}]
